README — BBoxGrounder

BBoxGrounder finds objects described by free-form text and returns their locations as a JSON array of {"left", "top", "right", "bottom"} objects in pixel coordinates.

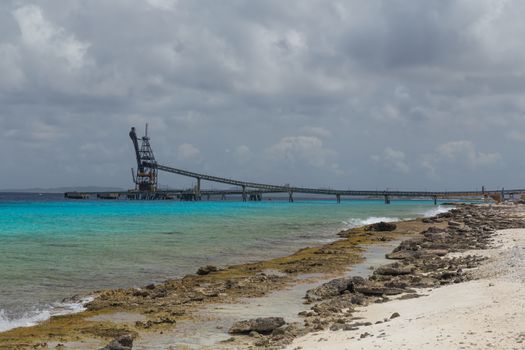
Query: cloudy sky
[{"left": 0, "top": 0, "right": 523, "bottom": 191}]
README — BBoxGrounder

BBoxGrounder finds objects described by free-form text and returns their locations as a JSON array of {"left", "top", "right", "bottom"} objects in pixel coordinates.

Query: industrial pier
[{"left": 65, "top": 126, "right": 523, "bottom": 203}]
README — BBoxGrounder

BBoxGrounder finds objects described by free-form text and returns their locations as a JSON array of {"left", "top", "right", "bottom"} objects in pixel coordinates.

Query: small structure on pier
[
  {"left": 64, "top": 192, "right": 90, "bottom": 199},
  {"left": 97, "top": 193, "right": 120, "bottom": 200}
]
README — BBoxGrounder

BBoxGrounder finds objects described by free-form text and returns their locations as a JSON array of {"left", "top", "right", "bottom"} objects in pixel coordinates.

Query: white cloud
[
  {"left": 422, "top": 140, "right": 502, "bottom": 177},
  {"left": 437, "top": 140, "right": 501, "bottom": 167},
  {"left": 265, "top": 136, "right": 337, "bottom": 168},
  {"left": 234, "top": 145, "right": 252, "bottom": 163},
  {"left": 507, "top": 130, "right": 525, "bottom": 142},
  {"left": 0, "top": 44, "right": 24, "bottom": 90},
  {"left": 177, "top": 143, "right": 200, "bottom": 160},
  {"left": 372, "top": 147, "right": 410, "bottom": 173},
  {"left": 1, "top": 1, "right": 525, "bottom": 189},
  {"left": 146, "top": 0, "right": 178, "bottom": 11},
  {"left": 13, "top": 5, "right": 90, "bottom": 69},
  {"left": 29, "top": 120, "right": 65, "bottom": 142},
  {"left": 278, "top": 30, "right": 307, "bottom": 52},
  {"left": 299, "top": 126, "right": 332, "bottom": 138}
]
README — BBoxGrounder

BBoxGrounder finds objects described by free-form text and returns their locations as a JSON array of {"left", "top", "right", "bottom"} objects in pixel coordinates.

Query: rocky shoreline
[
  {"left": 206, "top": 203, "right": 525, "bottom": 349},
  {"left": 1, "top": 203, "right": 523, "bottom": 349},
  {"left": 266, "top": 203, "right": 525, "bottom": 349}
]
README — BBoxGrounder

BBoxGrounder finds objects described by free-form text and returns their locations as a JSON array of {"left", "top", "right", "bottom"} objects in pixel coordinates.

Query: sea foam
[
  {"left": 342, "top": 205, "right": 453, "bottom": 229},
  {"left": 343, "top": 216, "right": 402, "bottom": 228},
  {"left": 0, "top": 296, "right": 93, "bottom": 333},
  {"left": 420, "top": 205, "right": 453, "bottom": 218}
]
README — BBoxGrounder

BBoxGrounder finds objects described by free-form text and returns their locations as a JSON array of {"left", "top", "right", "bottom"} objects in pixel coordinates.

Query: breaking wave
[
  {"left": 0, "top": 296, "right": 93, "bottom": 333},
  {"left": 341, "top": 205, "right": 453, "bottom": 229},
  {"left": 420, "top": 205, "right": 453, "bottom": 218},
  {"left": 342, "top": 216, "right": 401, "bottom": 228}
]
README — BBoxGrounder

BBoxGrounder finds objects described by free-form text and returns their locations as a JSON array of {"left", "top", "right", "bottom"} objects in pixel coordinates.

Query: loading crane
[{"left": 129, "top": 124, "right": 158, "bottom": 192}]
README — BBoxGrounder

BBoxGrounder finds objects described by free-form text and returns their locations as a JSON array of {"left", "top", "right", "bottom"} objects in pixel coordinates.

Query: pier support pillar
[
  {"left": 433, "top": 195, "right": 437, "bottom": 205},
  {"left": 288, "top": 191, "right": 294, "bottom": 203},
  {"left": 248, "top": 193, "right": 262, "bottom": 201},
  {"left": 242, "top": 185, "right": 247, "bottom": 202},
  {"left": 195, "top": 177, "right": 201, "bottom": 201},
  {"left": 336, "top": 194, "right": 341, "bottom": 203},
  {"left": 206, "top": 194, "right": 210, "bottom": 201},
  {"left": 384, "top": 195, "right": 390, "bottom": 204},
  {"left": 221, "top": 194, "right": 226, "bottom": 201}
]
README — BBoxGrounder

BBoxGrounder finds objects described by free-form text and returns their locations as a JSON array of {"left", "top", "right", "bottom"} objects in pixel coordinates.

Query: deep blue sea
[{"left": 0, "top": 193, "right": 450, "bottom": 332}]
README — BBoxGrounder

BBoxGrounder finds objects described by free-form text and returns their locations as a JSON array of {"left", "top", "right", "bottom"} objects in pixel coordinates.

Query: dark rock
[
  {"left": 249, "top": 331, "right": 261, "bottom": 337},
  {"left": 366, "top": 222, "right": 397, "bottom": 232},
  {"left": 383, "top": 288, "right": 405, "bottom": 295},
  {"left": 254, "top": 338, "right": 270, "bottom": 346},
  {"left": 386, "top": 251, "right": 414, "bottom": 260},
  {"left": 423, "top": 226, "right": 446, "bottom": 233},
  {"left": 374, "top": 263, "right": 414, "bottom": 276},
  {"left": 423, "top": 228, "right": 449, "bottom": 241},
  {"left": 305, "top": 278, "right": 352, "bottom": 302},
  {"left": 136, "top": 316, "right": 176, "bottom": 329},
  {"left": 398, "top": 293, "right": 421, "bottom": 300},
  {"left": 229, "top": 317, "right": 285, "bottom": 334},
  {"left": 393, "top": 239, "right": 422, "bottom": 252},
  {"left": 354, "top": 283, "right": 386, "bottom": 296},
  {"left": 330, "top": 324, "right": 344, "bottom": 331},
  {"left": 131, "top": 289, "right": 149, "bottom": 297},
  {"left": 156, "top": 317, "right": 176, "bottom": 324},
  {"left": 448, "top": 220, "right": 461, "bottom": 228},
  {"left": 150, "top": 288, "right": 167, "bottom": 299},
  {"left": 437, "top": 271, "right": 458, "bottom": 280},
  {"left": 390, "top": 312, "right": 400, "bottom": 319},
  {"left": 98, "top": 334, "right": 133, "bottom": 350},
  {"left": 225, "top": 279, "right": 237, "bottom": 289},
  {"left": 424, "top": 249, "right": 449, "bottom": 257},
  {"left": 351, "top": 276, "right": 366, "bottom": 285},
  {"left": 305, "top": 276, "right": 364, "bottom": 302},
  {"left": 350, "top": 294, "right": 366, "bottom": 305},
  {"left": 196, "top": 265, "right": 218, "bottom": 275},
  {"left": 354, "top": 280, "right": 406, "bottom": 296}
]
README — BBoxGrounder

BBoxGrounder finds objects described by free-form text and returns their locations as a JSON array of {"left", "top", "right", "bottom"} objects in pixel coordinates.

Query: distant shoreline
[{"left": 0, "top": 186, "right": 125, "bottom": 193}]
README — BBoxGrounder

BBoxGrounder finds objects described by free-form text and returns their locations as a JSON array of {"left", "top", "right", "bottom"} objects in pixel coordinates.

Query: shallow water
[
  {"left": 135, "top": 240, "right": 404, "bottom": 349},
  {"left": 0, "top": 193, "right": 448, "bottom": 331}
]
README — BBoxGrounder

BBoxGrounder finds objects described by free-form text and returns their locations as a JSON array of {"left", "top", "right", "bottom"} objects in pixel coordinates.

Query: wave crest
[
  {"left": 421, "top": 205, "right": 453, "bottom": 218},
  {"left": 341, "top": 205, "right": 453, "bottom": 229},
  {"left": 342, "top": 216, "right": 401, "bottom": 228},
  {"left": 0, "top": 296, "right": 92, "bottom": 333}
]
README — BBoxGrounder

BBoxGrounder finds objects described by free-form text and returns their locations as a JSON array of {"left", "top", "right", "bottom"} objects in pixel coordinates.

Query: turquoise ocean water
[{"left": 0, "top": 194, "right": 449, "bottom": 331}]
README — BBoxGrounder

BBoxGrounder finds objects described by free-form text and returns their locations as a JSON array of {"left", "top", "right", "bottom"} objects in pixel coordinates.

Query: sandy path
[{"left": 286, "top": 228, "right": 525, "bottom": 350}]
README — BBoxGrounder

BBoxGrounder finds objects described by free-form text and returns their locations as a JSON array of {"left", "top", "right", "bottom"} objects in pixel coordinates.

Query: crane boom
[{"left": 129, "top": 127, "right": 143, "bottom": 173}]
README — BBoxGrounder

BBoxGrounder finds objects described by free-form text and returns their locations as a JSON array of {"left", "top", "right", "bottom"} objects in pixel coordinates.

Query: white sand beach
[{"left": 286, "top": 228, "right": 525, "bottom": 350}]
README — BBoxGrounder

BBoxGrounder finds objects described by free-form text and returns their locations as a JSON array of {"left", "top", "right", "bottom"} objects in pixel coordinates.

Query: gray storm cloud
[{"left": 0, "top": 0, "right": 523, "bottom": 190}]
